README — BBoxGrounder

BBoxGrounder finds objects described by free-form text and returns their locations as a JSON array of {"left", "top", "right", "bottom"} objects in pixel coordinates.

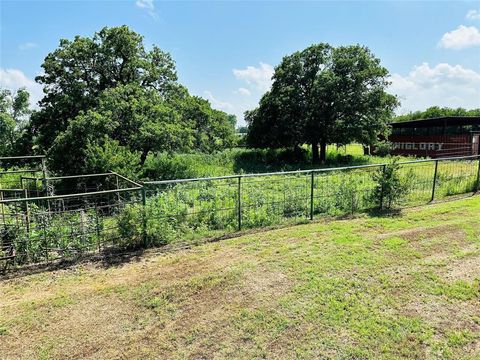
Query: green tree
[
  {"left": 0, "top": 88, "right": 31, "bottom": 156},
  {"left": 48, "top": 84, "right": 192, "bottom": 175},
  {"left": 246, "top": 44, "right": 398, "bottom": 163},
  {"left": 330, "top": 46, "right": 397, "bottom": 155},
  {"left": 32, "top": 26, "right": 179, "bottom": 151},
  {"left": 175, "top": 95, "right": 237, "bottom": 153},
  {"left": 237, "top": 126, "right": 248, "bottom": 134},
  {"left": 246, "top": 90, "right": 302, "bottom": 151},
  {"left": 369, "top": 159, "right": 409, "bottom": 210},
  {"left": 28, "top": 26, "right": 236, "bottom": 175}
]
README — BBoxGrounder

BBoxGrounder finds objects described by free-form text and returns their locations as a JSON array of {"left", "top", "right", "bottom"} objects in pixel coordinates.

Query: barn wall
[{"left": 387, "top": 134, "right": 476, "bottom": 158}]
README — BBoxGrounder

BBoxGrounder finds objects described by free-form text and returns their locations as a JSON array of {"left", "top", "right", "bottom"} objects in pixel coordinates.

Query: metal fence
[
  {"left": 0, "top": 156, "right": 47, "bottom": 201},
  {"left": 1, "top": 155, "right": 479, "bottom": 270},
  {"left": 143, "top": 154, "right": 480, "bottom": 236},
  {"left": 0, "top": 170, "right": 143, "bottom": 267}
]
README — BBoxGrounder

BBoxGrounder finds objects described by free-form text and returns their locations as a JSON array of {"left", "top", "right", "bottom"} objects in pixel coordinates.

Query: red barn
[{"left": 388, "top": 116, "right": 480, "bottom": 158}]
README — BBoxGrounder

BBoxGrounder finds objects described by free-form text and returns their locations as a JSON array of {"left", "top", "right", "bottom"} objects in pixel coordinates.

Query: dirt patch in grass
[
  {"left": 377, "top": 225, "right": 470, "bottom": 264},
  {"left": 444, "top": 252, "right": 480, "bottom": 282},
  {"left": 402, "top": 296, "right": 479, "bottom": 332},
  {"left": 377, "top": 224, "right": 465, "bottom": 244},
  {"left": 401, "top": 296, "right": 480, "bottom": 359},
  {"left": 5, "top": 294, "right": 137, "bottom": 360}
]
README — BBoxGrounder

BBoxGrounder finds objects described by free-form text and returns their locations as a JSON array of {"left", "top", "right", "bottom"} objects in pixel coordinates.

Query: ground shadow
[{"left": 232, "top": 148, "right": 374, "bottom": 174}]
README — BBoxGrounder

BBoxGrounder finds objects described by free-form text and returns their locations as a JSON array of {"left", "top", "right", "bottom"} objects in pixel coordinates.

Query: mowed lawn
[{"left": 1, "top": 197, "right": 480, "bottom": 360}]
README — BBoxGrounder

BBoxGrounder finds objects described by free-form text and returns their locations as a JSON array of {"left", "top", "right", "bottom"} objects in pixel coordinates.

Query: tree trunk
[
  {"left": 140, "top": 149, "right": 149, "bottom": 166},
  {"left": 293, "top": 145, "right": 302, "bottom": 159},
  {"left": 320, "top": 140, "right": 327, "bottom": 163},
  {"left": 312, "top": 142, "right": 319, "bottom": 163},
  {"left": 363, "top": 145, "right": 370, "bottom": 156}
]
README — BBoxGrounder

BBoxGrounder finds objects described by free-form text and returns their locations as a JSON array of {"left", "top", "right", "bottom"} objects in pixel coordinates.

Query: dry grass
[{"left": 1, "top": 196, "right": 479, "bottom": 359}]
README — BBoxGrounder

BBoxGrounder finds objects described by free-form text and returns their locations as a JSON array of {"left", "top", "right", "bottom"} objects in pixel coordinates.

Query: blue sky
[{"left": 1, "top": 0, "right": 480, "bottom": 125}]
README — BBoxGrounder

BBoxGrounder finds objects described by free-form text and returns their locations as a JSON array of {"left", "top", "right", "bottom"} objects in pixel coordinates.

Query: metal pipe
[
  {"left": 237, "top": 176, "right": 242, "bottom": 231},
  {"left": 0, "top": 155, "right": 46, "bottom": 161},
  {"left": 380, "top": 164, "right": 387, "bottom": 210},
  {"left": 0, "top": 186, "right": 143, "bottom": 204},
  {"left": 0, "top": 190, "right": 4, "bottom": 224},
  {"left": 310, "top": 171, "right": 314, "bottom": 220},
  {"left": 476, "top": 159, "right": 480, "bottom": 192},
  {"left": 110, "top": 171, "right": 143, "bottom": 188},
  {"left": 43, "top": 172, "right": 114, "bottom": 181}
]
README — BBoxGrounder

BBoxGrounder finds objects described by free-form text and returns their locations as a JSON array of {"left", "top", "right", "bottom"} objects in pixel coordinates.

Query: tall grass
[{"left": 141, "top": 145, "right": 414, "bottom": 181}]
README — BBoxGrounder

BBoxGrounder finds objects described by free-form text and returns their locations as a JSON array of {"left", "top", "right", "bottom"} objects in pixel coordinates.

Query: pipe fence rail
[{"left": 1, "top": 155, "right": 479, "bottom": 271}]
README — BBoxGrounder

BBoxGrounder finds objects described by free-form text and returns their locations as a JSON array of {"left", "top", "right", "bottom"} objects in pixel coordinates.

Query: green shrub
[
  {"left": 85, "top": 137, "right": 141, "bottom": 179},
  {"left": 116, "top": 204, "right": 145, "bottom": 249},
  {"left": 373, "top": 141, "right": 393, "bottom": 157},
  {"left": 369, "top": 159, "right": 409, "bottom": 210},
  {"left": 117, "top": 195, "right": 183, "bottom": 250},
  {"left": 142, "top": 154, "right": 199, "bottom": 180}
]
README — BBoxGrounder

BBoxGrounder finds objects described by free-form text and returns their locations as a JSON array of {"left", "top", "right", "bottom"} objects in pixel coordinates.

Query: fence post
[
  {"left": 95, "top": 205, "right": 102, "bottom": 251},
  {"left": 141, "top": 187, "right": 147, "bottom": 246},
  {"left": 431, "top": 160, "right": 439, "bottom": 202},
  {"left": 310, "top": 171, "right": 314, "bottom": 220},
  {"left": 0, "top": 191, "right": 4, "bottom": 225},
  {"left": 476, "top": 157, "right": 480, "bottom": 193},
  {"left": 24, "top": 189, "right": 30, "bottom": 236},
  {"left": 237, "top": 176, "right": 242, "bottom": 231},
  {"left": 41, "top": 157, "right": 47, "bottom": 194},
  {"left": 42, "top": 213, "right": 48, "bottom": 263},
  {"left": 116, "top": 175, "right": 121, "bottom": 204},
  {"left": 379, "top": 164, "right": 386, "bottom": 210}
]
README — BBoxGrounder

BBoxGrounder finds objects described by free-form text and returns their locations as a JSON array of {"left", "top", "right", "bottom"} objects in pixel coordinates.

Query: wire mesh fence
[
  {"left": 0, "top": 190, "right": 142, "bottom": 264},
  {"left": 143, "top": 155, "right": 480, "bottom": 238},
  {"left": 1, "top": 155, "right": 479, "bottom": 270},
  {"left": 0, "top": 156, "right": 47, "bottom": 201},
  {"left": 0, "top": 171, "right": 143, "bottom": 268}
]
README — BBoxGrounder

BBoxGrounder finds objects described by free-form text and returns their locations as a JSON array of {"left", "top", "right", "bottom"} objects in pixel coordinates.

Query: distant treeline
[{"left": 393, "top": 106, "right": 480, "bottom": 123}]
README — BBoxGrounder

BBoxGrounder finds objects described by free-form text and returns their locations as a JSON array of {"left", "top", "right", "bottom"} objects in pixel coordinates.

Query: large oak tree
[
  {"left": 246, "top": 43, "right": 398, "bottom": 163},
  {"left": 27, "top": 26, "right": 236, "bottom": 175}
]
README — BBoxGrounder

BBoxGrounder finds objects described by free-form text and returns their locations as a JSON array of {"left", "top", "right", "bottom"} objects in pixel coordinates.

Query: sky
[{"left": 1, "top": 0, "right": 480, "bottom": 126}]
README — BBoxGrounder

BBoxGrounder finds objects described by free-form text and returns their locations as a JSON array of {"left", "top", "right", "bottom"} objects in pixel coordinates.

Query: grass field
[
  {"left": 1, "top": 196, "right": 479, "bottom": 359},
  {"left": 141, "top": 145, "right": 412, "bottom": 180}
]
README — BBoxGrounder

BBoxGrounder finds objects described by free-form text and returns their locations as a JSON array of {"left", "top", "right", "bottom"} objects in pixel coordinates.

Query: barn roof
[{"left": 390, "top": 116, "right": 480, "bottom": 128}]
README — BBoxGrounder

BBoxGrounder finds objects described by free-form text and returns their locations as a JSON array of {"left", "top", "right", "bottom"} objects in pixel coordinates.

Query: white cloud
[
  {"left": 0, "top": 68, "right": 43, "bottom": 109},
  {"left": 233, "top": 62, "right": 274, "bottom": 92},
  {"left": 389, "top": 62, "right": 480, "bottom": 113},
  {"left": 237, "top": 87, "right": 251, "bottom": 96},
  {"left": 466, "top": 9, "right": 480, "bottom": 20},
  {"left": 18, "top": 42, "right": 38, "bottom": 51},
  {"left": 204, "top": 90, "right": 235, "bottom": 112},
  {"left": 136, "top": 0, "right": 153, "bottom": 10},
  {"left": 135, "top": 0, "right": 158, "bottom": 19},
  {"left": 438, "top": 25, "right": 480, "bottom": 49}
]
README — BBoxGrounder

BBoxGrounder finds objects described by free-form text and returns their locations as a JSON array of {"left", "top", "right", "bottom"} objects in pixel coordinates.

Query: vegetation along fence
[{"left": 1, "top": 155, "right": 479, "bottom": 270}]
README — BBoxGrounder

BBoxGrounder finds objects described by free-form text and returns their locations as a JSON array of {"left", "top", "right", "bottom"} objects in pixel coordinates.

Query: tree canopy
[
  {"left": 393, "top": 106, "right": 480, "bottom": 123},
  {"left": 25, "top": 26, "right": 236, "bottom": 175},
  {"left": 246, "top": 43, "right": 398, "bottom": 162},
  {"left": 0, "top": 88, "right": 31, "bottom": 156}
]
